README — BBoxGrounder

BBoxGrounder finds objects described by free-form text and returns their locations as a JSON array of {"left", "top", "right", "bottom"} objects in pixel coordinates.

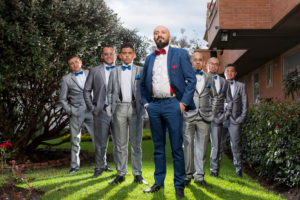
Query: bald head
[
  {"left": 154, "top": 25, "right": 170, "bottom": 35},
  {"left": 191, "top": 52, "right": 205, "bottom": 71},
  {"left": 153, "top": 25, "right": 171, "bottom": 49}
]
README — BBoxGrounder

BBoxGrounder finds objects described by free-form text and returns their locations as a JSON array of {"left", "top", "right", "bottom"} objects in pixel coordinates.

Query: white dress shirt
[
  {"left": 75, "top": 71, "right": 86, "bottom": 89},
  {"left": 213, "top": 75, "right": 221, "bottom": 94},
  {"left": 152, "top": 45, "right": 173, "bottom": 98},
  {"left": 196, "top": 70, "right": 205, "bottom": 94},
  {"left": 230, "top": 80, "right": 236, "bottom": 97},
  {"left": 120, "top": 63, "right": 132, "bottom": 102}
]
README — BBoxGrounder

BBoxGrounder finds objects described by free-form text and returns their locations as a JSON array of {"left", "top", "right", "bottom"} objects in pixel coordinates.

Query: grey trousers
[
  {"left": 93, "top": 112, "right": 112, "bottom": 170},
  {"left": 219, "top": 120, "right": 242, "bottom": 173},
  {"left": 112, "top": 102, "right": 143, "bottom": 176},
  {"left": 210, "top": 121, "right": 222, "bottom": 173},
  {"left": 70, "top": 109, "right": 94, "bottom": 169},
  {"left": 183, "top": 119, "right": 210, "bottom": 181}
]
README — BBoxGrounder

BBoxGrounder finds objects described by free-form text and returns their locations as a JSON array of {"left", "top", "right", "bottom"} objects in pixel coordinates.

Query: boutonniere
[
  {"left": 237, "top": 92, "right": 241, "bottom": 96},
  {"left": 206, "top": 83, "right": 211, "bottom": 88},
  {"left": 172, "top": 65, "right": 177, "bottom": 69},
  {"left": 135, "top": 74, "right": 140, "bottom": 80},
  {"left": 222, "top": 89, "right": 227, "bottom": 94}
]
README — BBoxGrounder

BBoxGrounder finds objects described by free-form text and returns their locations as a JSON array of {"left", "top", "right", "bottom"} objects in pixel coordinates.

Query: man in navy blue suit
[{"left": 141, "top": 25, "right": 196, "bottom": 198}]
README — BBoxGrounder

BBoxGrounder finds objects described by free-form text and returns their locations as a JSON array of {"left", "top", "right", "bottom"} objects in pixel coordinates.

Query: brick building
[{"left": 203, "top": 0, "right": 300, "bottom": 105}]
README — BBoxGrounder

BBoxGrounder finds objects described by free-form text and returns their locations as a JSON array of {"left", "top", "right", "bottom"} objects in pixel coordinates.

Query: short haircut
[
  {"left": 224, "top": 63, "right": 237, "bottom": 71},
  {"left": 120, "top": 43, "right": 135, "bottom": 52},
  {"left": 67, "top": 55, "right": 80, "bottom": 63},
  {"left": 101, "top": 45, "right": 115, "bottom": 53}
]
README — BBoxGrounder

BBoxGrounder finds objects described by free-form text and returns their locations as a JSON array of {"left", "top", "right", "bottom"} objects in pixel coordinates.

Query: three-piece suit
[
  {"left": 107, "top": 64, "right": 144, "bottom": 176},
  {"left": 59, "top": 70, "right": 94, "bottom": 169},
  {"left": 183, "top": 71, "right": 217, "bottom": 181}
]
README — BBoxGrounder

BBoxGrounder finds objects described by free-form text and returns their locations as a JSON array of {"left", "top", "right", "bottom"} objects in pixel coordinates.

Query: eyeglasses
[
  {"left": 102, "top": 53, "right": 115, "bottom": 56},
  {"left": 207, "top": 62, "right": 219, "bottom": 66},
  {"left": 192, "top": 59, "right": 203, "bottom": 62}
]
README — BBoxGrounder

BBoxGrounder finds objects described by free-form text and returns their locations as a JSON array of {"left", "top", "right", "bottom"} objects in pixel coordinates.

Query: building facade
[{"left": 204, "top": 0, "right": 300, "bottom": 105}]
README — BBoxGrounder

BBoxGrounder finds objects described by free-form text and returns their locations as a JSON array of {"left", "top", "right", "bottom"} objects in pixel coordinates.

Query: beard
[{"left": 155, "top": 37, "right": 169, "bottom": 49}]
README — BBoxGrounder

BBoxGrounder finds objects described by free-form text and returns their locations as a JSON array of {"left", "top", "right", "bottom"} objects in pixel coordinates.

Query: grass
[{"left": 1, "top": 133, "right": 286, "bottom": 200}]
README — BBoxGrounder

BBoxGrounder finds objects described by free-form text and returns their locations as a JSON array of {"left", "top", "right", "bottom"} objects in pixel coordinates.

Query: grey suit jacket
[
  {"left": 83, "top": 64, "right": 111, "bottom": 117},
  {"left": 213, "top": 76, "right": 233, "bottom": 124},
  {"left": 107, "top": 65, "right": 145, "bottom": 117},
  {"left": 184, "top": 71, "right": 218, "bottom": 122},
  {"left": 229, "top": 81, "right": 248, "bottom": 125},
  {"left": 59, "top": 70, "right": 89, "bottom": 116}
]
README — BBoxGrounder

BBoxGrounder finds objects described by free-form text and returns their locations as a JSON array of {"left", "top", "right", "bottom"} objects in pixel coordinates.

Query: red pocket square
[{"left": 172, "top": 65, "right": 177, "bottom": 69}]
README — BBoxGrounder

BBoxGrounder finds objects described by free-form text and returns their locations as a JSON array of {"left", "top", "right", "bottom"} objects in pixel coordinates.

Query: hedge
[{"left": 241, "top": 99, "right": 300, "bottom": 187}]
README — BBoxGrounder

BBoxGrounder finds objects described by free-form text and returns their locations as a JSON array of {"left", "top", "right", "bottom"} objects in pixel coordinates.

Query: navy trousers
[{"left": 147, "top": 97, "right": 185, "bottom": 189}]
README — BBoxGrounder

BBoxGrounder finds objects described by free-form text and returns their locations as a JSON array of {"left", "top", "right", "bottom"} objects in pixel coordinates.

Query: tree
[{"left": 0, "top": 0, "right": 149, "bottom": 160}]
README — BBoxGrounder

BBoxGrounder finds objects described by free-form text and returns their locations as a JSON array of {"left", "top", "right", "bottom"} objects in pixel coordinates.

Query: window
[
  {"left": 267, "top": 64, "right": 272, "bottom": 85},
  {"left": 283, "top": 49, "right": 300, "bottom": 77},
  {"left": 253, "top": 73, "right": 260, "bottom": 104}
]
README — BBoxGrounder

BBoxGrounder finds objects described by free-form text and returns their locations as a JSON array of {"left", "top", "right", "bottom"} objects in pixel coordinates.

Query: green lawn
[{"left": 1, "top": 137, "right": 286, "bottom": 200}]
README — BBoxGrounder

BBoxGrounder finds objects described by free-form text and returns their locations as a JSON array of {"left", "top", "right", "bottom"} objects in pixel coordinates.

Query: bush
[{"left": 241, "top": 99, "right": 300, "bottom": 187}]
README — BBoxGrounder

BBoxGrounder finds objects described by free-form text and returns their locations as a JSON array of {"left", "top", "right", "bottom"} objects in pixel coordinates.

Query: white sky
[{"left": 105, "top": 0, "right": 209, "bottom": 47}]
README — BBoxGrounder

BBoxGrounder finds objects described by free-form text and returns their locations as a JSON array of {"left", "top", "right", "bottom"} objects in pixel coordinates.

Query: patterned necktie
[
  {"left": 106, "top": 66, "right": 115, "bottom": 71},
  {"left": 195, "top": 70, "right": 203, "bottom": 75},
  {"left": 155, "top": 49, "right": 166, "bottom": 55},
  {"left": 121, "top": 65, "right": 132, "bottom": 71},
  {"left": 74, "top": 71, "right": 83, "bottom": 76}
]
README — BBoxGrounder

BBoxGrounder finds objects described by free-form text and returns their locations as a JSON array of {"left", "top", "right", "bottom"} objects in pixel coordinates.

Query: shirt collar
[{"left": 156, "top": 45, "right": 169, "bottom": 55}]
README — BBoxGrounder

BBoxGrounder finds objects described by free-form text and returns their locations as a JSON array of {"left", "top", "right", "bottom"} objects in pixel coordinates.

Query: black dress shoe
[
  {"left": 104, "top": 165, "right": 114, "bottom": 172},
  {"left": 184, "top": 179, "right": 191, "bottom": 186},
  {"left": 69, "top": 168, "right": 79, "bottom": 174},
  {"left": 92, "top": 169, "right": 104, "bottom": 178},
  {"left": 194, "top": 180, "right": 212, "bottom": 188},
  {"left": 210, "top": 171, "right": 218, "bottom": 177},
  {"left": 236, "top": 171, "right": 243, "bottom": 177},
  {"left": 175, "top": 188, "right": 184, "bottom": 198},
  {"left": 109, "top": 175, "right": 125, "bottom": 184},
  {"left": 134, "top": 175, "right": 148, "bottom": 185},
  {"left": 143, "top": 184, "right": 162, "bottom": 193}
]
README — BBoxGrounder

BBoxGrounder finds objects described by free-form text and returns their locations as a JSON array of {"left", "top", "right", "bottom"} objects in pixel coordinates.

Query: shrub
[{"left": 241, "top": 99, "right": 300, "bottom": 187}]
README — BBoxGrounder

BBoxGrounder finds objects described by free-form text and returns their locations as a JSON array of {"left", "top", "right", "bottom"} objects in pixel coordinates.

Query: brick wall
[
  {"left": 271, "top": 0, "right": 300, "bottom": 27},
  {"left": 239, "top": 45, "right": 300, "bottom": 105},
  {"left": 219, "top": 0, "right": 272, "bottom": 29}
]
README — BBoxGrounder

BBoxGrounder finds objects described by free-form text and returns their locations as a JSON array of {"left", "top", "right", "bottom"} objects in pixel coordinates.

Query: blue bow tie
[
  {"left": 121, "top": 65, "right": 131, "bottom": 71},
  {"left": 230, "top": 81, "right": 234, "bottom": 85},
  {"left": 74, "top": 71, "right": 83, "bottom": 76},
  {"left": 105, "top": 66, "right": 115, "bottom": 71},
  {"left": 195, "top": 70, "right": 203, "bottom": 75},
  {"left": 214, "top": 75, "right": 218, "bottom": 80}
]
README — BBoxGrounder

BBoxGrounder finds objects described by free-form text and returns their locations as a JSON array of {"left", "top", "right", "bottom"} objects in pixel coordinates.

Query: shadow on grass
[
  {"left": 107, "top": 182, "right": 138, "bottom": 200},
  {"left": 188, "top": 181, "right": 267, "bottom": 200},
  {"left": 40, "top": 174, "right": 116, "bottom": 200}
]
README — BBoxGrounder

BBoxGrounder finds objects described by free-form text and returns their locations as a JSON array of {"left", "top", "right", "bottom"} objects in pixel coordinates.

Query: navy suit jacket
[{"left": 140, "top": 46, "right": 196, "bottom": 110}]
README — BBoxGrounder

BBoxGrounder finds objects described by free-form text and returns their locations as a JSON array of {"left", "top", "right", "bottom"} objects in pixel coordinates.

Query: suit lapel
[
  {"left": 71, "top": 74, "right": 82, "bottom": 90},
  {"left": 219, "top": 77, "right": 225, "bottom": 95},
  {"left": 117, "top": 66, "right": 122, "bottom": 90},
  {"left": 167, "top": 46, "right": 173, "bottom": 79},
  {"left": 131, "top": 65, "right": 137, "bottom": 97},
  {"left": 233, "top": 82, "right": 239, "bottom": 98},
  {"left": 199, "top": 72, "right": 207, "bottom": 95},
  {"left": 100, "top": 65, "right": 106, "bottom": 88}
]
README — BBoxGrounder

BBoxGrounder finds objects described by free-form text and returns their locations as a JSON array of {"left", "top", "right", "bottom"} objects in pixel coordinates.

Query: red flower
[
  {"left": 9, "top": 160, "right": 16, "bottom": 164},
  {"left": 0, "top": 142, "right": 12, "bottom": 148},
  {"left": 172, "top": 65, "right": 177, "bottom": 69}
]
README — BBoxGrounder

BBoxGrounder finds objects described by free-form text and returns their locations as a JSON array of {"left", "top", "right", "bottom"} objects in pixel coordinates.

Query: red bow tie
[{"left": 155, "top": 49, "right": 166, "bottom": 55}]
